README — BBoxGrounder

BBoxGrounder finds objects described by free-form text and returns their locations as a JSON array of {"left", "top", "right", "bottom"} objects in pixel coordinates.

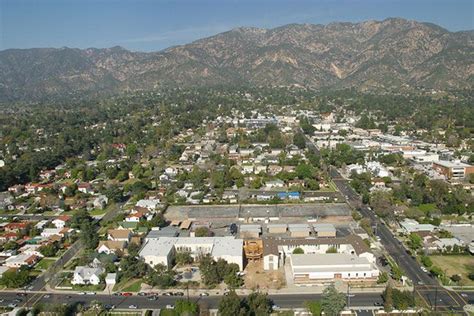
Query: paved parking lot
[{"left": 166, "top": 203, "right": 351, "bottom": 221}]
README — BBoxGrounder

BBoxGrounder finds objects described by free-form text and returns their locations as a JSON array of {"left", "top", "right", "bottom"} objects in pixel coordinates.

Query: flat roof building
[
  {"left": 289, "top": 253, "right": 379, "bottom": 283},
  {"left": 288, "top": 224, "right": 311, "bottom": 237},
  {"left": 139, "top": 236, "right": 243, "bottom": 270},
  {"left": 432, "top": 160, "right": 474, "bottom": 179},
  {"left": 313, "top": 224, "right": 337, "bottom": 237}
]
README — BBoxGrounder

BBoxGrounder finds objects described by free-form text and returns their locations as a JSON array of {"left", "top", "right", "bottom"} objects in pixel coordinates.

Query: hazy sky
[{"left": 1, "top": 0, "right": 473, "bottom": 51}]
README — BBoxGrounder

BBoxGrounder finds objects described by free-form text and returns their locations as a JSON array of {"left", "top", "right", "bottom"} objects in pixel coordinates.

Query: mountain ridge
[{"left": 1, "top": 18, "right": 473, "bottom": 101}]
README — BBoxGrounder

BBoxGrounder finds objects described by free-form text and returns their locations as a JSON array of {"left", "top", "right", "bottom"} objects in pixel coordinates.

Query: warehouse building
[{"left": 289, "top": 253, "right": 379, "bottom": 283}]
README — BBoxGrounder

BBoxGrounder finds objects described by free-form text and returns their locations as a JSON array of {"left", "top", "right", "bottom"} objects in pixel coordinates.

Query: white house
[
  {"left": 5, "top": 253, "right": 39, "bottom": 268},
  {"left": 41, "top": 228, "right": 64, "bottom": 237},
  {"left": 72, "top": 266, "right": 104, "bottom": 285},
  {"left": 135, "top": 199, "right": 161, "bottom": 210},
  {"left": 97, "top": 240, "right": 126, "bottom": 255},
  {"left": 52, "top": 215, "right": 70, "bottom": 229},
  {"left": 93, "top": 195, "right": 109, "bottom": 209}
]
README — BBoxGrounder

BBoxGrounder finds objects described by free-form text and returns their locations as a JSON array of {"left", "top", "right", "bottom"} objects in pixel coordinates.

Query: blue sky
[{"left": 1, "top": 0, "right": 473, "bottom": 51}]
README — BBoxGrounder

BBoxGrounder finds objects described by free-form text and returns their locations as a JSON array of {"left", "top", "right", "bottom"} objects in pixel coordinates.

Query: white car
[
  {"left": 128, "top": 305, "right": 138, "bottom": 309},
  {"left": 421, "top": 266, "right": 428, "bottom": 273},
  {"left": 166, "top": 305, "right": 174, "bottom": 309}
]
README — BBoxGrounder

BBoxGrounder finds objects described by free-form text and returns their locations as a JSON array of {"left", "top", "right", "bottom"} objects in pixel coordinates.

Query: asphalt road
[
  {"left": 0, "top": 291, "right": 384, "bottom": 310},
  {"left": 328, "top": 166, "right": 473, "bottom": 311}
]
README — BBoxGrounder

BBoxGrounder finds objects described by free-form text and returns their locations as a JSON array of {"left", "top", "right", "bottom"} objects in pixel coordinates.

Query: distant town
[{"left": 0, "top": 87, "right": 473, "bottom": 315}]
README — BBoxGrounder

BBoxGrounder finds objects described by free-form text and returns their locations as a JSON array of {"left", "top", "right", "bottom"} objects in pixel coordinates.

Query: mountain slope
[{"left": 0, "top": 18, "right": 472, "bottom": 101}]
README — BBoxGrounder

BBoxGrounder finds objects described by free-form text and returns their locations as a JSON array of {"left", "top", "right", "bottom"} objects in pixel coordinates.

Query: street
[
  {"left": 329, "top": 166, "right": 473, "bottom": 311},
  {"left": 0, "top": 291, "right": 384, "bottom": 310}
]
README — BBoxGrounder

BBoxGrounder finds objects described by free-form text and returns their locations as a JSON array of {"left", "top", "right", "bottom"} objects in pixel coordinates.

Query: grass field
[
  {"left": 90, "top": 208, "right": 107, "bottom": 216},
  {"left": 430, "top": 255, "right": 474, "bottom": 286},
  {"left": 113, "top": 278, "right": 143, "bottom": 292},
  {"left": 122, "top": 279, "right": 143, "bottom": 292},
  {"left": 36, "top": 258, "right": 56, "bottom": 270}
]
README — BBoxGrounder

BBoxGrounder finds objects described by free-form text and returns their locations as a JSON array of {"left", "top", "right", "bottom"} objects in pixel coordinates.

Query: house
[
  {"left": 135, "top": 199, "right": 161, "bottom": 210},
  {"left": 434, "top": 238, "right": 465, "bottom": 252},
  {"left": 265, "top": 179, "right": 285, "bottom": 189},
  {"left": 52, "top": 215, "right": 71, "bottom": 229},
  {"left": 241, "top": 165, "right": 254, "bottom": 174},
  {"left": 97, "top": 240, "right": 127, "bottom": 255},
  {"left": 41, "top": 228, "right": 65, "bottom": 238},
  {"left": 5, "top": 222, "right": 29, "bottom": 233},
  {"left": 77, "top": 183, "right": 93, "bottom": 194},
  {"left": 125, "top": 210, "right": 148, "bottom": 222},
  {"left": 140, "top": 236, "right": 244, "bottom": 270},
  {"left": 107, "top": 229, "right": 131, "bottom": 242},
  {"left": 71, "top": 266, "right": 104, "bottom": 285},
  {"left": 18, "top": 244, "right": 44, "bottom": 258},
  {"left": 93, "top": 195, "right": 109, "bottom": 209},
  {"left": 5, "top": 253, "right": 39, "bottom": 268},
  {"left": 400, "top": 219, "right": 436, "bottom": 233},
  {"left": 8, "top": 185, "right": 24, "bottom": 195}
]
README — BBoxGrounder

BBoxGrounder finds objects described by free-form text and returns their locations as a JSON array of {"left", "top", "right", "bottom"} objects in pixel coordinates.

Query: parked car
[
  {"left": 147, "top": 295, "right": 158, "bottom": 301},
  {"left": 43, "top": 294, "right": 51, "bottom": 299},
  {"left": 174, "top": 292, "right": 184, "bottom": 296},
  {"left": 138, "top": 292, "right": 147, "bottom": 296},
  {"left": 121, "top": 292, "right": 133, "bottom": 297},
  {"left": 421, "top": 266, "right": 428, "bottom": 273},
  {"left": 8, "top": 303, "right": 17, "bottom": 308},
  {"left": 200, "top": 292, "right": 209, "bottom": 297},
  {"left": 162, "top": 292, "right": 173, "bottom": 296},
  {"left": 166, "top": 305, "right": 174, "bottom": 309},
  {"left": 86, "top": 292, "right": 96, "bottom": 295},
  {"left": 128, "top": 304, "right": 138, "bottom": 309}
]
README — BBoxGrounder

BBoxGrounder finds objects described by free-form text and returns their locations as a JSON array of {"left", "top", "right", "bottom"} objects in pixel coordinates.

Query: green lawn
[
  {"left": 122, "top": 279, "right": 143, "bottom": 292},
  {"left": 430, "top": 255, "right": 474, "bottom": 286},
  {"left": 160, "top": 310, "right": 177, "bottom": 316},
  {"left": 90, "top": 208, "right": 107, "bottom": 216},
  {"left": 72, "top": 284, "right": 105, "bottom": 291},
  {"left": 36, "top": 258, "right": 56, "bottom": 270}
]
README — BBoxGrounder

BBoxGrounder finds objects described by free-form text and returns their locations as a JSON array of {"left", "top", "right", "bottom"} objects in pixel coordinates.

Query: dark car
[
  {"left": 174, "top": 292, "right": 184, "bottom": 296},
  {"left": 229, "top": 223, "right": 237, "bottom": 235}
]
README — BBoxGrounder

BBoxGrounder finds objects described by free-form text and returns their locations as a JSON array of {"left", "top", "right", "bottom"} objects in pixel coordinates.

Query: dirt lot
[
  {"left": 244, "top": 261, "right": 286, "bottom": 290},
  {"left": 430, "top": 255, "right": 474, "bottom": 286}
]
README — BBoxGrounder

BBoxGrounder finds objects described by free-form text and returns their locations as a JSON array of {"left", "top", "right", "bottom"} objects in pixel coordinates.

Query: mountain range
[{"left": 0, "top": 18, "right": 473, "bottom": 101}]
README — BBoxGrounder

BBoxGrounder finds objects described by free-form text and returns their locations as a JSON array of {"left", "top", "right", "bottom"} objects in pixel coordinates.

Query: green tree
[
  {"left": 194, "top": 227, "right": 211, "bottom": 237},
  {"left": 218, "top": 290, "right": 243, "bottom": 316},
  {"left": 383, "top": 285, "right": 393, "bottom": 312},
  {"left": 292, "top": 247, "right": 304, "bottom": 254},
  {"left": 247, "top": 292, "right": 272, "bottom": 315},
  {"left": 321, "top": 284, "right": 345, "bottom": 316},
  {"left": 293, "top": 132, "right": 306, "bottom": 149},
  {"left": 175, "top": 252, "right": 194, "bottom": 266},
  {"left": 305, "top": 301, "right": 322, "bottom": 316},
  {"left": 377, "top": 272, "right": 389, "bottom": 284},
  {"left": 175, "top": 299, "right": 199, "bottom": 315},
  {"left": 0, "top": 269, "right": 31, "bottom": 288},
  {"left": 295, "top": 163, "right": 313, "bottom": 179}
]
